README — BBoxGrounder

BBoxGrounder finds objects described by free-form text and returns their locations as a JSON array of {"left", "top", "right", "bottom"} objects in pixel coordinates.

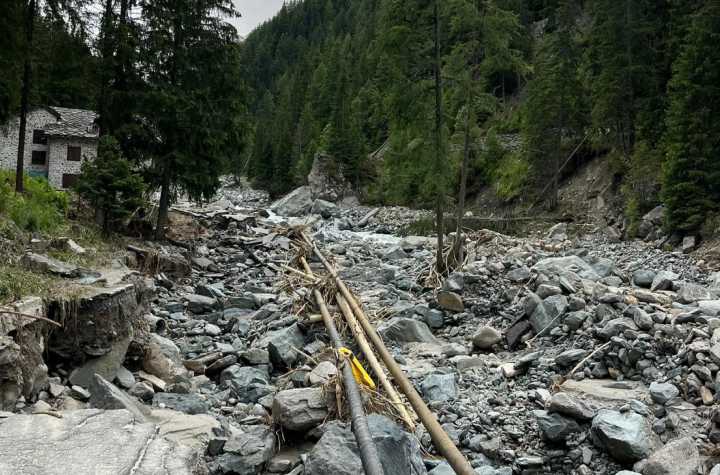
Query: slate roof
[{"left": 42, "top": 106, "right": 99, "bottom": 139}]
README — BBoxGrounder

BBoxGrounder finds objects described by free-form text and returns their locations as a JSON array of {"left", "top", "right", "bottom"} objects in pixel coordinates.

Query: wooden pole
[
  {"left": 301, "top": 232, "right": 475, "bottom": 475},
  {"left": 336, "top": 293, "right": 416, "bottom": 431},
  {"left": 300, "top": 257, "right": 384, "bottom": 475}
]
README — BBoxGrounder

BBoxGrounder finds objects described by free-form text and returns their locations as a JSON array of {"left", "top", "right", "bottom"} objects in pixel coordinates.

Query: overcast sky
[{"left": 231, "top": 0, "right": 286, "bottom": 37}]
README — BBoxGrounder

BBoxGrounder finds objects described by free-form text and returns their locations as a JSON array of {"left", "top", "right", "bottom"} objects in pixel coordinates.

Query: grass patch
[
  {"left": 0, "top": 170, "right": 68, "bottom": 233},
  {"left": 0, "top": 266, "right": 60, "bottom": 305}
]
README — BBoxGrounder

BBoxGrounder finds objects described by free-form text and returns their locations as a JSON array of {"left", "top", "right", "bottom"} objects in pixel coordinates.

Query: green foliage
[
  {"left": 662, "top": 4, "right": 720, "bottom": 233},
  {"left": 0, "top": 170, "right": 68, "bottom": 232},
  {"left": 76, "top": 136, "right": 145, "bottom": 233},
  {"left": 492, "top": 151, "right": 529, "bottom": 201}
]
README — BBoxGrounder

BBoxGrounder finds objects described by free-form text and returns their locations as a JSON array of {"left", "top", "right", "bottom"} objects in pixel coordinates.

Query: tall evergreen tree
[
  {"left": 523, "top": 1, "right": 586, "bottom": 208},
  {"left": 138, "top": 0, "right": 245, "bottom": 239},
  {"left": 662, "top": 3, "right": 720, "bottom": 233}
]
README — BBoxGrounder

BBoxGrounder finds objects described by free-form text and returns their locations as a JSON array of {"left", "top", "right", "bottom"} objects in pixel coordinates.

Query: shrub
[
  {"left": 493, "top": 151, "right": 529, "bottom": 202},
  {"left": 0, "top": 170, "right": 68, "bottom": 232}
]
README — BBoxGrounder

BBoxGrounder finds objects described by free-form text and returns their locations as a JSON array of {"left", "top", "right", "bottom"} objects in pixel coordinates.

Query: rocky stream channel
[{"left": 2, "top": 178, "right": 720, "bottom": 475}]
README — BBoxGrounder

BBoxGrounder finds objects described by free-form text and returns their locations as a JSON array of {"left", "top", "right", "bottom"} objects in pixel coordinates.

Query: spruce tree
[
  {"left": 138, "top": 0, "right": 245, "bottom": 239},
  {"left": 662, "top": 4, "right": 720, "bottom": 233}
]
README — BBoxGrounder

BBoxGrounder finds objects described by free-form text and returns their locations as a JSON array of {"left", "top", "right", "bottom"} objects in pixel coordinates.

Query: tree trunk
[
  {"left": 155, "top": 163, "right": 171, "bottom": 240},
  {"left": 433, "top": 0, "right": 445, "bottom": 275},
  {"left": 15, "top": 0, "right": 36, "bottom": 194},
  {"left": 452, "top": 105, "right": 471, "bottom": 267}
]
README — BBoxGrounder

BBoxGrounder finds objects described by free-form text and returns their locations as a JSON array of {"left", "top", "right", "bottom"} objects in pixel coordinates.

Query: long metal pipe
[
  {"left": 299, "top": 257, "right": 384, "bottom": 475},
  {"left": 301, "top": 233, "right": 476, "bottom": 475}
]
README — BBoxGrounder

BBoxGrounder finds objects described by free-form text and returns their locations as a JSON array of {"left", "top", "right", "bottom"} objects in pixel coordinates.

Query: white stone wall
[
  {"left": 47, "top": 137, "right": 97, "bottom": 189},
  {"left": 0, "top": 108, "right": 97, "bottom": 189},
  {"left": 0, "top": 108, "right": 57, "bottom": 179}
]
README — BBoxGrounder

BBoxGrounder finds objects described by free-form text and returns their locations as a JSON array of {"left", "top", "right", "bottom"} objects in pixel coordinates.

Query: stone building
[{"left": 0, "top": 106, "right": 99, "bottom": 189}]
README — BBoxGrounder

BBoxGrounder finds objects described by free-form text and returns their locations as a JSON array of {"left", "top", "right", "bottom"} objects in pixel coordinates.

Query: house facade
[{"left": 0, "top": 106, "right": 99, "bottom": 189}]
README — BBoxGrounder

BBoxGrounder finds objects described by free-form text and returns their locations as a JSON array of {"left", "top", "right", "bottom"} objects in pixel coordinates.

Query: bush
[
  {"left": 492, "top": 151, "right": 529, "bottom": 202},
  {"left": 0, "top": 170, "right": 68, "bottom": 232}
]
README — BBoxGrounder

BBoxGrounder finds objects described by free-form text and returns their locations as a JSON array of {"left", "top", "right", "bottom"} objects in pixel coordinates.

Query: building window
[
  {"left": 67, "top": 146, "right": 81, "bottom": 161},
  {"left": 31, "top": 150, "right": 47, "bottom": 165},
  {"left": 32, "top": 129, "right": 47, "bottom": 145},
  {"left": 62, "top": 174, "right": 79, "bottom": 188}
]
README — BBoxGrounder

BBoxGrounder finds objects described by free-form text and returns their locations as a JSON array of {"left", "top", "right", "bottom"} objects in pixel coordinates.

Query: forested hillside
[{"left": 240, "top": 0, "right": 720, "bottom": 236}]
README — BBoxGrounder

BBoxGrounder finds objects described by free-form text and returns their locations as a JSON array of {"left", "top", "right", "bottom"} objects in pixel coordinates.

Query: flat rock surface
[{"left": 0, "top": 409, "right": 206, "bottom": 475}]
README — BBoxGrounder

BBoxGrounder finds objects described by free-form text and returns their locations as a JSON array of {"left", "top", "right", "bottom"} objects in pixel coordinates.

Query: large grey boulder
[
  {"left": 272, "top": 387, "right": 329, "bottom": 431},
  {"left": 699, "top": 300, "right": 720, "bottom": 317},
  {"left": 548, "top": 392, "right": 596, "bottom": 420},
  {"left": 642, "top": 437, "right": 698, "bottom": 475},
  {"left": 0, "top": 409, "right": 206, "bottom": 474},
  {"left": 304, "top": 414, "right": 427, "bottom": 475},
  {"left": 311, "top": 199, "right": 340, "bottom": 219},
  {"left": 532, "top": 256, "right": 601, "bottom": 281},
  {"left": 270, "top": 186, "right": 314, "bottom": 216},
  {"left": 632, "top": 270, "right": 656, "bottom": 288},
  {"left": 591, "top": 409, "right": 659, "bottom": 463},
  {"left": 143, "top": 333, "right": 188, "bottom": 382},
  {"left": 217, "top": 424, "right": 276, "bottom": 475},
  {"left": 421, "top": 373, "right": 457, "bottom": 402},
  {"left": 69, "top": 337, "right": 131, "bottom": 388},
  {"left": 220, "top": 365, "right": 273, "bottom": 403},
  {"left": 186, "top": 293, "right": 219, "bottom": 314},
  {"left": 529, "top": 294, "right": 569, "bottom": 333},
  {"left": 650, "top": 271, "right": 679, "bottom": 292},
  {"left": 256, "top": 323, "right": 305, "bottom": 368},
  {"left": 534, "top": 410, "right": 581, "bottom": 443},
  {"left": 649, "top": 382, "right": 679, "bottom": 405},
  {"left": 676, "top": 282, "right": 713, "bottom": 304},
  {"left": 472, "top": 326, "right": 502, "bottom": 350},
  {"left": 89, "top": 374, "right": 150, "bottom": 420},
  {"left": 379, "top": 318, "right": 438, "bottom": 344},
  {"left": 153, "top": 393, "right": 209, "bottom": 415}
]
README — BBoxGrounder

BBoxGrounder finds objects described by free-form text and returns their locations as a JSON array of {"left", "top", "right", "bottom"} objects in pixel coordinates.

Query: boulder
[
  {"left": 632, "top": 270, "right": 656, "bottom": 288},
  {"left": 0, "top": 409, "right": 206, "bottom": 474},
  {"left": 532, "top": 256, "right": 601, "bottom": 281},
  {"left": 217, "top": 424, "right": 276, "bottom": 475},
  {"left": 304, "top": 414, "right": 427, "bottom": 475},
  {"left": 507, "top": 266, "right": 531, "bottom": 282},
  {"left": 530, "top": 295, "right": 569, "bottom": 333},
  {"left": 649, "top": 382, "right": 679, "bottom": 405},
  {"left": 591, "top": 409, "right": 659, "bottom": 463},
  {"left": 548, "top": 392, "right": 596, "bottom": 420},
  {"left": 437, "top": 291, "right": 464, "bottom": 312},
  {"left": 420, "top": 373, "right": 457, "bottom": 402},
  {"left": 142, "top": 333, "right": 187, "bottom": 382},
  {"left": 555, "top": 349, "right": 588, "bottom": 367},
  {"left": 272, "top": 387, "right": 329, "bottom": 431},
  {"left": 699, "top": 300, "right": 720, "bottom": 317},
  {"left": 89, "top": 374, "right": 150, "bottom": 421},
  {"left": 69, "top": 337, "right": 130, "bottom": 389},
  {"left": 311, "top": 199, "right": 340, "bottom": 219},
  {"left": 256, "top": 323, "right": 306, "bottom": 368},
  {"left": 534, "top": 410, "right": 581, "bottom": 443},
  {"left": 546, "top": 222, "right": 568, "bottom": 241},
  {"left": 378, "top": 318, "right": 438, "bottom": 344},
  {"left": 472, "top": 327, "right": 502, "bottom": 351},
  {"left": 307, "top": 361, "right": 338, "bottom": 386},
  {"left": 185, "top": 293, "right": 219, "bottom": 314},
  {"left": 676, "top": 283, "right": 713, "bottom": 304},
  {"left": 642, "top": 437, "right": 698, "bottom": 475},
  {"left": 220, "top": 365, "right": 273, "bottom": 403},
  {"left": 153, "top": 393, "right": 209, "bottom": 415},
  {"left": 307, "top": 152, "right": 353, "bottom": 202},
  {"left": 270, "top": 186, "right": 314, "bottom": 216},
  {"left": 650, "top": 271, "right": 678, "bottom": 292}
]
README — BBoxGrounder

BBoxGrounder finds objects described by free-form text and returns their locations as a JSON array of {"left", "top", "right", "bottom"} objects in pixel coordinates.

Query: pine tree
[
  {"left": 76, "top": 136, "right": 145, "bottom": 233},
  {"left": 138, "top": 0, "right": 245, "bottom": 239},
  {"left": 523, "top": 1, "right": 587, "bottom": 208},
  {"left": 662, "top": 4, "right": 720, "bottom": 233}
]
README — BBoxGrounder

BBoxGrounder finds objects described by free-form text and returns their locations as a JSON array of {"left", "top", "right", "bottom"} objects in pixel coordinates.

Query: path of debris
[{"left": 2, "top": 178, "right": 720, "bottom": 475}]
